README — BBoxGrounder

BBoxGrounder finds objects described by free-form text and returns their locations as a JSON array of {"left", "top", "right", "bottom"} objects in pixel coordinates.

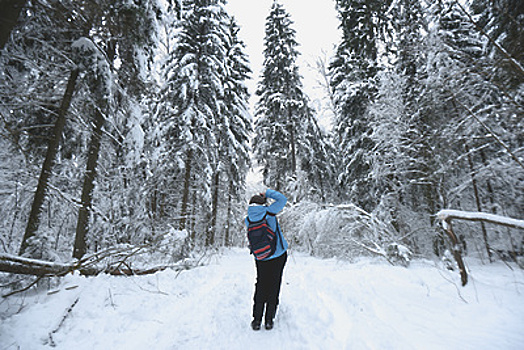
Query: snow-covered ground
[{"left": 1, "top": 248, "right": 523, "bottom": 349}]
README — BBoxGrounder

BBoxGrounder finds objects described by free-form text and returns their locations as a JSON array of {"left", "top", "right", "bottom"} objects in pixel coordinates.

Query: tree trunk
[
  {"left": 442, "top": 219, "right": 468, "bottom": 286},
  {"left": 288, "top": 106, "right": 297, "bottom": 175},
  {"left": 424, "top": 182, "right": 436, "bottom": 225},
  {"left": 466, "top": 145, "right": 492, "bottom": 261},
  {"left": 224, "top": 180, "right": 233, "bottom": 247},
  {"left": 73, "top": 107, "right": 105, "bottom": 259},
  {"left": 480, "top": 150, "right": 495, "bottom": 212},
  {"left": 19, "top": 68, "right": 79, "bottom": 255},
  {"left": 207, "top": 167, "right": 220, "bottom": 246},
  {"left": 189, "top": 188, "right": 197, "bottom": 241},
  {"left": 179, "top": 149, "right": 193, "bottom": 231},
  {"left": 0, "top": 0, "right": 26, "bottom": 51}
]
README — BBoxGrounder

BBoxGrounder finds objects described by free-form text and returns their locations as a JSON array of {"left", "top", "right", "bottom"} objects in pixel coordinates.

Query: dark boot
[
  {"left": 252, "top": 303, "right": 264, "bottom": 331},
  {"left": 265, "top": 304, "right": 277, "bottom": 330}
]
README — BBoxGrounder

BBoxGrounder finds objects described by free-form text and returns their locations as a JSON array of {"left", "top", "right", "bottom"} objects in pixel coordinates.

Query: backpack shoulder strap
[
  {"left": 247, "top": 212, "right": 268, "bottom": 225},
  {"left": 265, "top": 211, "right": 279, "bottom": 231},
  {"left": 265, "top": 211, "right": 284, "bottom": 249}
]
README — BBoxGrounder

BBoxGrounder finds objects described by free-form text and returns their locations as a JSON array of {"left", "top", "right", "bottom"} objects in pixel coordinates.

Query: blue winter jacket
[{"left": 245, "top": 189, "right": 288, "bottom": 260}]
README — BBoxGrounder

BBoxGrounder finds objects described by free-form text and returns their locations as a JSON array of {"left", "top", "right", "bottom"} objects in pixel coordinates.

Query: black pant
[{"left": 253, "top": 252, "right": 287, "bottom": 322}]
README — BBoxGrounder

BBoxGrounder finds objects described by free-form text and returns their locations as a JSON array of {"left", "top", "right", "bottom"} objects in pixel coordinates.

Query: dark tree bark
[
  {"left": 442, "top": 219, "right": 468, "bottom": 286},
  {"left": 466, "top": 145, "right": 492, "bottom": 262},
  {"left": 207, "top": 166, "right": 220, "bottom": 246},
  {"left": 224, "top": 179, "right": 233, "bottom": 247},
  {"left": 479, "top": 150, "right": 496, "bottom": 212},
  {"left": 19, "top": 69, "right": 79, "bottom": 255},
  {"left": 73, "top": 107, "right": 105, "bottom": 259},
  {"left": 179, "top": 149, "right": 193, "bottom": 231},
  {"left": 288, "top": 106, "right": 297, "bottom": 175},
  {"left": 0, "top": 0, "right": 26, "bottom": 51}
]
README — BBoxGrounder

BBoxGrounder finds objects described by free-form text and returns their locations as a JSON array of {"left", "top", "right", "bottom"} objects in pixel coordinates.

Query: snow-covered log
[
  {"left": 437, "top": 210, "right": 524, "bottom": 230},
  {"left": 0, "top": 254, "right": 76, "bottom": 276},
  {"left": 0, "top": 253, "right": 179, "bottom": 277}
]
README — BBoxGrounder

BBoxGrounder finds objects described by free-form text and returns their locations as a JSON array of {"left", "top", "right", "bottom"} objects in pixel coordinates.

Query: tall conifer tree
[
  {"left": 158, "top": 0, "right": 229, "bottom": 235},
  {"left": 330, "top": 0, "right": 390, "bottom": 211},
  {"left": 208, "top": 15, "right": 252, "bottom": 246},
  {"left": 255, "top": 1, "right": 330, "bottom": 199},
  {"left": 219, "top": 17, "right": 252, "bottom": 245},
  {"left": 255, "top": 1, "right": 302, "bottom": 190}
]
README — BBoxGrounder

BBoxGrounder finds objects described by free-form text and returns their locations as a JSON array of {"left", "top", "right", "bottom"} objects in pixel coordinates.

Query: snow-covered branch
[
  {"left": 437, "top": 210, "right": 524, "bottom": 230},
  {"left": 436, "top": 209, "right": 523, "bottom": 286}
]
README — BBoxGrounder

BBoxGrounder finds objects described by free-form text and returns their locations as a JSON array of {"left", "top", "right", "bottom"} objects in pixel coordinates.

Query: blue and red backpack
[{"left": 246, "top": 212, "right": 277, "bottom": 260}]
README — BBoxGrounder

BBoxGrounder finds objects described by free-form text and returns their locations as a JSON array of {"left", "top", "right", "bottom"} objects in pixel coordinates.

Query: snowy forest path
[{"left": 1, "top": 248, "right": 524, "bottom": 349}]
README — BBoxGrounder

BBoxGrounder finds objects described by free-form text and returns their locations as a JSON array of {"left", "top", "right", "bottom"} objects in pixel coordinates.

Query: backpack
[{"left": 246, "top": 212, "right": 277, "bottom": 260}]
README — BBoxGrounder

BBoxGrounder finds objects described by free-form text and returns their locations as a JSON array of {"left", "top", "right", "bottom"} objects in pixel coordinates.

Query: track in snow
[{"left": 1, "top": 248, "right": 524, "bottom": 349}]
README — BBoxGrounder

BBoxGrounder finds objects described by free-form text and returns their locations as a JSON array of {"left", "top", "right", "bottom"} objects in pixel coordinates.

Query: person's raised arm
[{"left": 265, "top": 189, "right": 287, "bottom": 214}]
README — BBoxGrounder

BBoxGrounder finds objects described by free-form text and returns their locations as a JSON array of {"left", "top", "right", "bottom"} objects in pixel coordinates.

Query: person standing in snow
[{"left": 246, "top": 189, "right": 288, "bottom": 331}]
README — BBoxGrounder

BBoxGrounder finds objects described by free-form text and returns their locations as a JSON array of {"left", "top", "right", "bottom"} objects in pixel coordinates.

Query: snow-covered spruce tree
[
  {"left": 393, "top": 0, "right": 425, "bottom": 87},
  {"left": 144, "top": 0, "right": 184, "bottom": 240},
  {"left": 86, "top": 0, "right": 163, "bottom": 249},
  {"left": 67, "top": 0, "right": 162, "bottom": 259},
  {"left": 390, "top": 0, "right": 426, "bottom": 137},
  {"left": 469, "top": 0, "right": 524, "bottom": 179},
  {"left": 156, "top": 0, "right": 230, "bottom": 243},
  {"left": 71, "top": 37, "right": 113, "bottom": 260},
  {"left": 254, "top": 1, "right": 300, "bottom": 191},
  {"left": 329, "top": 0, "right": 390, "bottom": 212},
  {"left": 2, "top": 0, "right": 162, "bottom": 259},
  {"left": 1, "top": 1, "right": 93, "bottom": 258},
  {"left": 255, "top": 1, "right": 331, "bottom": 200},
  {"left": 211, "top": 17, "right": 252, "bottom": 247}
]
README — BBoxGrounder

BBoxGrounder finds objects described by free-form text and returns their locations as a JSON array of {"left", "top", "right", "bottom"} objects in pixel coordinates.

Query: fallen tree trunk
[
  {"left": 0, "top": 254, "right": 75, "bottom": 276},
  {"left": 0, "top": 253, "right": 185, "bottom": 277}
]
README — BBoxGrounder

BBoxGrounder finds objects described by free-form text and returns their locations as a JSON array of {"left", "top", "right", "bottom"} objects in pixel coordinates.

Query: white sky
[{"left": 225, "top": 0, "right": 341, "bottom": 123}]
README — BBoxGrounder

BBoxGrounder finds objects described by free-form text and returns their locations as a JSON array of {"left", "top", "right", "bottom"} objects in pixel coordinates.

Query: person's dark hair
[{"left": 249, "top": 194, "right": 266, "bottom": 205}]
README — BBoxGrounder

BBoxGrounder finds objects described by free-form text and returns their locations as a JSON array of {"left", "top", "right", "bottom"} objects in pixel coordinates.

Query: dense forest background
[{"left": 0, "top": 0, "right": 522, "bottom": 268}]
